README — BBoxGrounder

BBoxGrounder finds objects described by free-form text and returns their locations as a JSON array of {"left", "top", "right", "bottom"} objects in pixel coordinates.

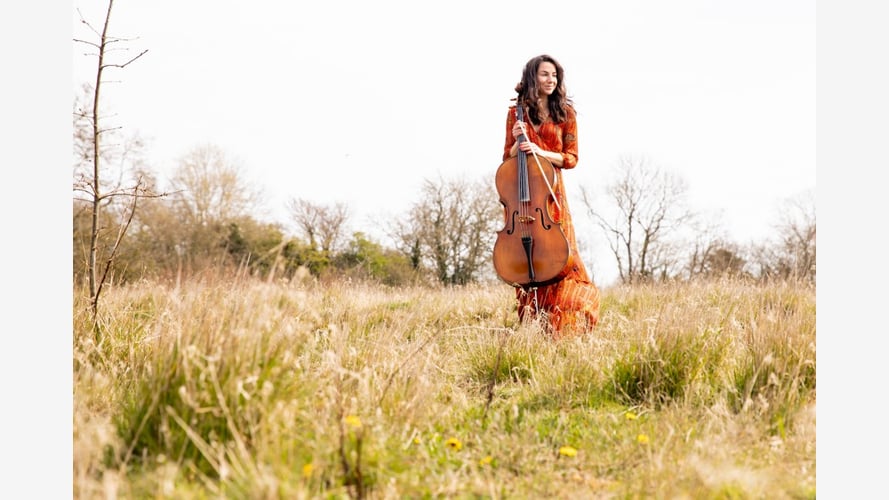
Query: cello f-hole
[
  {"left": 534, "top": 207, "right": 552, "bottom": 230},
  {"left": 506, "top": 210, "right": 519, "bottom": 235}
]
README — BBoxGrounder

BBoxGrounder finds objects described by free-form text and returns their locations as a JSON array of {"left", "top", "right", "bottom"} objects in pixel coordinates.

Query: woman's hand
[
  {"left": 518, "top": 141, "right": 561, "bottom": 166},
  {"left": 518, "top": 140, "right": 541, "bottom": 156},
  {"left": 512, "top": 120, "right": 525, "bottom": 139}
]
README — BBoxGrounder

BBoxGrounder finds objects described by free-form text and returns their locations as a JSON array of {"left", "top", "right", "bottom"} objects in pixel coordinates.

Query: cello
[{"left": 492, "top": 103, "right": 573, "bottom": 288}]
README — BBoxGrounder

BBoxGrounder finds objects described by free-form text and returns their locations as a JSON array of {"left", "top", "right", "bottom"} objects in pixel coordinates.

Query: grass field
[{"left": 73, "top": 278, "right": 816, "bottom": 498}]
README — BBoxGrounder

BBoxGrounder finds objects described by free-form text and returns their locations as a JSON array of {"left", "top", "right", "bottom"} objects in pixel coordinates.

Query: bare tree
[
  {"left": 73, "top": 0, "right": 160, "bottom": 321},
  {"left": 170, "top": 144, "right": 260, "bottom": 227},
  {"left": 581, "top": 156, "right": 694, "bottom": 284},
  {"left": 750, "top": 189, "right": 816, "bottom": 282},
  {"left": 777, "top": 189, "right": 816, "bottom": 282},
  {"left": 688, "top": 239, "right": 748, "bottom": 280},
  {"left": 391, "top": 174, "right": 501, "bottom": 285},
  {"left": 166, "top": 144, "right": 262, "bottom": 274},
  {"left": 682, "top": 214, "right": 747, "bottom": 280},
  {"left": 288, "top": 199, "right": 351, "bottom": 254}
]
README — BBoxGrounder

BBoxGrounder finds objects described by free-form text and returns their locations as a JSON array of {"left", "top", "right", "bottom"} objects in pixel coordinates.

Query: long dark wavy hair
[{"left": 514, "top": 54, "right": 573, "bottom": 125}]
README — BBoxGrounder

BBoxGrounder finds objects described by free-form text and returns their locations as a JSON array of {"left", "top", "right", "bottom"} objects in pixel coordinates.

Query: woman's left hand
[{"left": 519, "top": 141, "right": 541, "bottom": 155}]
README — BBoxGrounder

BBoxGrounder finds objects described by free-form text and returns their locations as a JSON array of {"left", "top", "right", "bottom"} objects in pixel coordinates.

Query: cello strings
[{"left": 517, "top": 109, "right": 531, "bottom": 241}]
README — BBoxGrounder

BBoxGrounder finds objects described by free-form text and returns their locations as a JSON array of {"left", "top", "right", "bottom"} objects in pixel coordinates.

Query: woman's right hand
[{"left": 512, "top": 120, "right": 525, "bottom": 139}]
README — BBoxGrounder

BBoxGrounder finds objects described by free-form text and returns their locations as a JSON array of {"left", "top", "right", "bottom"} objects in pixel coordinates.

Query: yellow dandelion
[
  {"left": 413, "top": 436, "right": 422, "bottom": 445},
  {"left": 636, "top": 434, "right": 650, "bottom": 444},
  {"left": 302, "top": 463, "right": 314, "bottom": 478},
  {"left": 479, "top": 455, "right": 493, "bottom": 465},
  {"left": 625, "top": 411, "right": 638, "bottom": 420},
  {"left": 445, "top": 437, "right": 463, "bottom": 451},
  {"left": 344, "top": 415, "right": 362, "bottom": 429},
  {"left": 558, "top": 446, "right": 578, "bottom": 457}
]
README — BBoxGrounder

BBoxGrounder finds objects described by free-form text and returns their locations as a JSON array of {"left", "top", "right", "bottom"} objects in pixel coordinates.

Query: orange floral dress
[{"left": 501, "top": 105, "right": 600, "bottom": 337}]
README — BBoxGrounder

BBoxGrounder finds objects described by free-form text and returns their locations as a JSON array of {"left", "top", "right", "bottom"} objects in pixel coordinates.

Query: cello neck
[{"left": 516, "top": 104, "right": 530, "bottom": 202}]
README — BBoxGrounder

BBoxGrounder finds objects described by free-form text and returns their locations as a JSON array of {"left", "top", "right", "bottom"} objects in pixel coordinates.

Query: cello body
[{"left": 492, "top": 107, "right": 573, "bottom": 288}]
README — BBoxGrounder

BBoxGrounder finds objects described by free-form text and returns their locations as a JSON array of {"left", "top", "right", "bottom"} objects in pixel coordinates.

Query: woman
[{"left": 500, "top": 54, "right": 600, "bottom": 338}]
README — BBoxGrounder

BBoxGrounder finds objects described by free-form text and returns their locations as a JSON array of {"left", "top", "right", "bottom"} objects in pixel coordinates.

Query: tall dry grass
[{"left": 73, "top": 277, "right": 815, "bottom": 499}]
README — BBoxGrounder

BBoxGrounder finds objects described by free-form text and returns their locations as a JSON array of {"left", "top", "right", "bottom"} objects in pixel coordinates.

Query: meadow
[{"left": 73, "top": 277, "right": 816, "bottom": 498}]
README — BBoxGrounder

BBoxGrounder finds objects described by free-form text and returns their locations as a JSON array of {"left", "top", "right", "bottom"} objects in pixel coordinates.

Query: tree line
[{"left": 73, "top": 125, "right": 815, "bottom": 290}]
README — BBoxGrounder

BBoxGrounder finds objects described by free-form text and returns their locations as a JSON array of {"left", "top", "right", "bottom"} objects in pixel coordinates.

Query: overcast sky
[{"left": 71, "top": 0, "right": 815, "bottom": 285}]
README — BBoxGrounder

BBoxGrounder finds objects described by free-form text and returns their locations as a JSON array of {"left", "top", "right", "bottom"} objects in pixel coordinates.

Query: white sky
[{"left": 71, "top": 0, "right": 815, "bottom": 285}]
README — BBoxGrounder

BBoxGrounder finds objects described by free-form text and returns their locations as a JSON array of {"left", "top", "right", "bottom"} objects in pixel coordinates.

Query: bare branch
[
  {"left": 75, "top": 8, "right": 101, "bottom": 38},
  {"left": 93, "top": 178, "right": 142, "bottom": 309},
  {"left": 101, "top": 49, "right": 149, "bottom": 70},
  {"left": 72, "top": 38, "right": 101, "bottom": 50}
]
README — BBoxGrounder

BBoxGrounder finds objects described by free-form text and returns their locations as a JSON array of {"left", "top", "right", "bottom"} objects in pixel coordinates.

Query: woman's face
[{"left": 536, "top": 62, "right": 558, "bottom": 97}]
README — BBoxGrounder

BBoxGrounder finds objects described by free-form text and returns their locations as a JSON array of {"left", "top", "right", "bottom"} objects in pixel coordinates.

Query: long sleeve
[
  {"left": 503, "top": 107, "right": 517, "bottom": 161},
  {"left": 558, "top": 107, "right": 578, "bottom": 169}
]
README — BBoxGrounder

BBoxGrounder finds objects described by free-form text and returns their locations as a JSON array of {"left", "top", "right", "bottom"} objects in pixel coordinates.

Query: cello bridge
[{"left": 517, "top": 215, "right": 537, "bottom": 224}]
